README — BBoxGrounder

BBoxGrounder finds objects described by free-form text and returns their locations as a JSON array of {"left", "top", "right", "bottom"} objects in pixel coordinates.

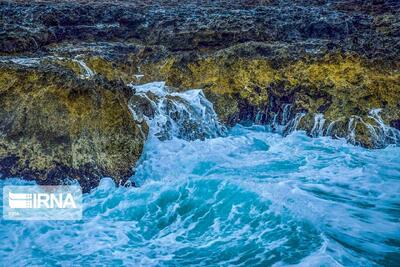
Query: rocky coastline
[{"left": 1, "top": 0, "right": 399, "bottom": 190}]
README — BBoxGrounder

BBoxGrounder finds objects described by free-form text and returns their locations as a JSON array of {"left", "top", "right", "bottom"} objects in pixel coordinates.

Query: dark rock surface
[
  {"left": 0, "top": 0, "right": 399, "bottom": 187},
  {"left": 1, "top": 0, "right": 399, "bottom": 61}
]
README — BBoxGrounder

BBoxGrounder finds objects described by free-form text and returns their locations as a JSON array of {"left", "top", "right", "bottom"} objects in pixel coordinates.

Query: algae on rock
[{"left": 0, "top": 64, "right": 148, "bottom": 191}]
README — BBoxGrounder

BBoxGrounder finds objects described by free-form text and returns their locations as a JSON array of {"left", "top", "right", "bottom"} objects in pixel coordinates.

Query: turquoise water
[{"left": 1, "top": 125, "right": 400, "bottom": 266}]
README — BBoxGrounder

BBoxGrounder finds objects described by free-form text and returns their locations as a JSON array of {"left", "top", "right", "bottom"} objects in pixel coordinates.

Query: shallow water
[{"left": 1, "top": 125, "right": 399, "bottom": 266}]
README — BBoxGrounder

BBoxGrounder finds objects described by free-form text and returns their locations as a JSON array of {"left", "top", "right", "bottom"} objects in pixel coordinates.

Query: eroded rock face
[
  {"left": 42, "top": 45, "right": 399, "bottom": 148},
  {"left": 1, "top": 0, "right": 399, "bottom": 61},
  {"left": 0, "top": 64, "right": 148, "bottom": 191},
  {"left": 0, "top": 0, "right": 399, "bottom": 188}
]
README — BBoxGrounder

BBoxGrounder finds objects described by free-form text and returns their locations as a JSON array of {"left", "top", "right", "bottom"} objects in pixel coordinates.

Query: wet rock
[
  {"left": 390, "top": 119, "right": 400, "bottom": 130},
  {"left": 20, "top": 43, "right": 398, "bottom": 148},
  {"left": 129, "top": 83, "right": 225, "bottom": 141},
  {"left": 0, "top": 63, "right": 148, "bottom": 192},
  {"left": 1, "top": 0, "right": 399, "bottom": 61},
  {"left": 0, "top": 0, "right": 398, "bottom": 184}
]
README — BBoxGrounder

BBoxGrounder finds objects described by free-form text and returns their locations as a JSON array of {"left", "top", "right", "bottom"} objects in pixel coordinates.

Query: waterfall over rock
[
  {"left": 73, "top": 56, "right": 95, "bottom": 79},
  {"left": 128, "top": 82, "right": 226, "bottom": 141},
  {"left": 252, "top": 100, "right": 400, "bottom": 148},
  {"left": 310, "top": 114, "right": 326, "bottom": 138},
  {"left": 253, "top": 102, "right": 306, "bottom": 136},
  {"left": 367, "top": 109, "right": 400, "bottom": 146}
]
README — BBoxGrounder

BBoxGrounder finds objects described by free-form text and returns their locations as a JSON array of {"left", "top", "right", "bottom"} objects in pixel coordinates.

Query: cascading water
[
  {"left": 257, "top": 103, "right": 299, "bottom": 135},
  {"left": 72, "top": 56, "right": 95, "bottom": 79},
  {"left": 310, "top": 113, "right": 326, "bottom": 137},
  {"left": 128, "top": 82, "right": 226, "bottom": 141},
  {"left": 284, "top": 112, "right": 306, "bottom": 134},
  {"left": 281, "top": 104, "right": 292, "bottom": 125},
  {"left": 367, "top": 109, "right": 400, "bottom": 146},
  {"left": 1, "top": 82, "right": 399, "bottom": 266},
  {"left": 0, "top": 55, "right": 95, "bottom": 80},
  {"left": 325, "top": 118, "right": 342, "bottom": 137},
  {"left": 253, "top": 100, "right": 400, "bottom": 148}
]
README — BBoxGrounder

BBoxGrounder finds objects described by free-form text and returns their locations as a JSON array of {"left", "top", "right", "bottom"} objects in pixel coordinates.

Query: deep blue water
[{"left": 1, "top": 125, "right": 400, "bottom": 266}]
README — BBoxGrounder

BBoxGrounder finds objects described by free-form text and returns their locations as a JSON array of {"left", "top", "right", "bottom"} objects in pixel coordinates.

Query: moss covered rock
[
  {"left": 46, "top": 45, "right": 399, "bottom": 148},
  {"left": 0, "top": 63, "right": 148, "bottom": 191}
]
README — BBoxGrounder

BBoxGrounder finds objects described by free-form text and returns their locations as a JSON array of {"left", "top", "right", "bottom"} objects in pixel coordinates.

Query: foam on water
[
  {"left": 0, "top": 83, "right": 399, "bottom": 266},
  {"left": 128, "top": 82, "right": 226, "bottom": 141},
  {"left": 255, "top": 98, "right": 400, "bottom": 148},
  {"left": 1, "top": 125, "right": 399, "bottom": 266}
]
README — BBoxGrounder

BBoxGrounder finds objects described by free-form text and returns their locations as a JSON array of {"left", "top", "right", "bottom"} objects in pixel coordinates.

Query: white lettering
[
  {"left": 50, "top": 193, "right": 63, "bottom": 208},
  {"left": 63, "top": 193, "right": 77, "bottom": 209},
  {"left": 37, "top": 193, "right": 50, "bottom": 208}
]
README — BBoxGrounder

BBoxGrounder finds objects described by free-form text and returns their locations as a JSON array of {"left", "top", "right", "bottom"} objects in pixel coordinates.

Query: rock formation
[
  {"left": 0, "top": 63, "right": 147, "bottom": 191},
  {"left": 0, "top": 0, "right": 399, "bottom": 188}
]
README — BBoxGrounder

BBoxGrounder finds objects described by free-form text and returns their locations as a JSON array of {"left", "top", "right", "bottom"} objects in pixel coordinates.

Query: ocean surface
[
  {"left": 1, "top": 126, "right": 399, "bottom": 266},
  {"left": 1, "top": 83, "right": 399, "bottom": 266}
]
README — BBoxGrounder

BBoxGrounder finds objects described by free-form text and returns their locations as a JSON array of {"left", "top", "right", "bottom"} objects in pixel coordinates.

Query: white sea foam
[
  {"left": 0, "top": 83, "right": 399, "bottom": 266},
  {"left": 129, "top": 82, "right": 226, "bottom": 140}
]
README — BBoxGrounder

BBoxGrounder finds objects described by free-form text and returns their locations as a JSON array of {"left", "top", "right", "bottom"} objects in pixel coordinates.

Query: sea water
[
  {"left": 0, "top": 83, "right": 399, "bottom": 266},
  {"left": 1, "top": 126, "right": 399, "bottom": 266}
]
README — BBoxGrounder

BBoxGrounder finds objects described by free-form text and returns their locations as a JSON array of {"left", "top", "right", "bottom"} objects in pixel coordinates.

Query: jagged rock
[
  {"left": 0, "top": 63, "right": 148, "bottom": 191},
  {"left": 0, "top": 0, "right": 399, "bottom": 188},
  {"left": 5, "top": 41, "right": 398, "bottom": 147},
  {"left": 1, "top": 0, "right": 399, "bottom": 61}
]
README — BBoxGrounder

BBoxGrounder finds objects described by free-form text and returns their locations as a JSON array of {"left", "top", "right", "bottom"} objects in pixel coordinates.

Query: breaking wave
[{"left": 0, "top": 83, "right": 399, "bottom": 266}]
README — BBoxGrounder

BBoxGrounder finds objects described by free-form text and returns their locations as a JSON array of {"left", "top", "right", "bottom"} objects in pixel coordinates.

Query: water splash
[
  {"left": 254, "top": 100, "right": 399, "bottom": 148},
  {"left": 284, "top": 112, "right": 306, "bottom": 135},
  {"left": 128, "top": 82, "right": 226, "bottom": 141},
  {"left": 325, "top": 118, "right": 342, "bottom": 137},
  {"left": 310, "top": 113, "right": 326, "bottom": 137},
  {"left": 133, "top": 125, "right": 400, "bottom": 266},
  {"left": 255, "top": 107, "right": 306, "bottom": 136},
  {"left": 367, "top": 108, "right": 400, "bottom": 146},
  {"left": 281, "top": 104, "right": 292, "bottom": 125},
  {"left": 262, "top": 103, "right": 301, "bottom": 134},
  {"left": 73, "top": 56, "right": 95, "bottom": 79},
  {"left": 1, "top": 78, "right": 400, "bottom": 267},
  {"left": 342, "top": 110, "right": 400, "bottom": 147},
  {"left": 2, "top": 126, "right": 398, "bottom": 266},
  {"left": 0, "top": 57, "right": 42, "bottom": 66}
]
